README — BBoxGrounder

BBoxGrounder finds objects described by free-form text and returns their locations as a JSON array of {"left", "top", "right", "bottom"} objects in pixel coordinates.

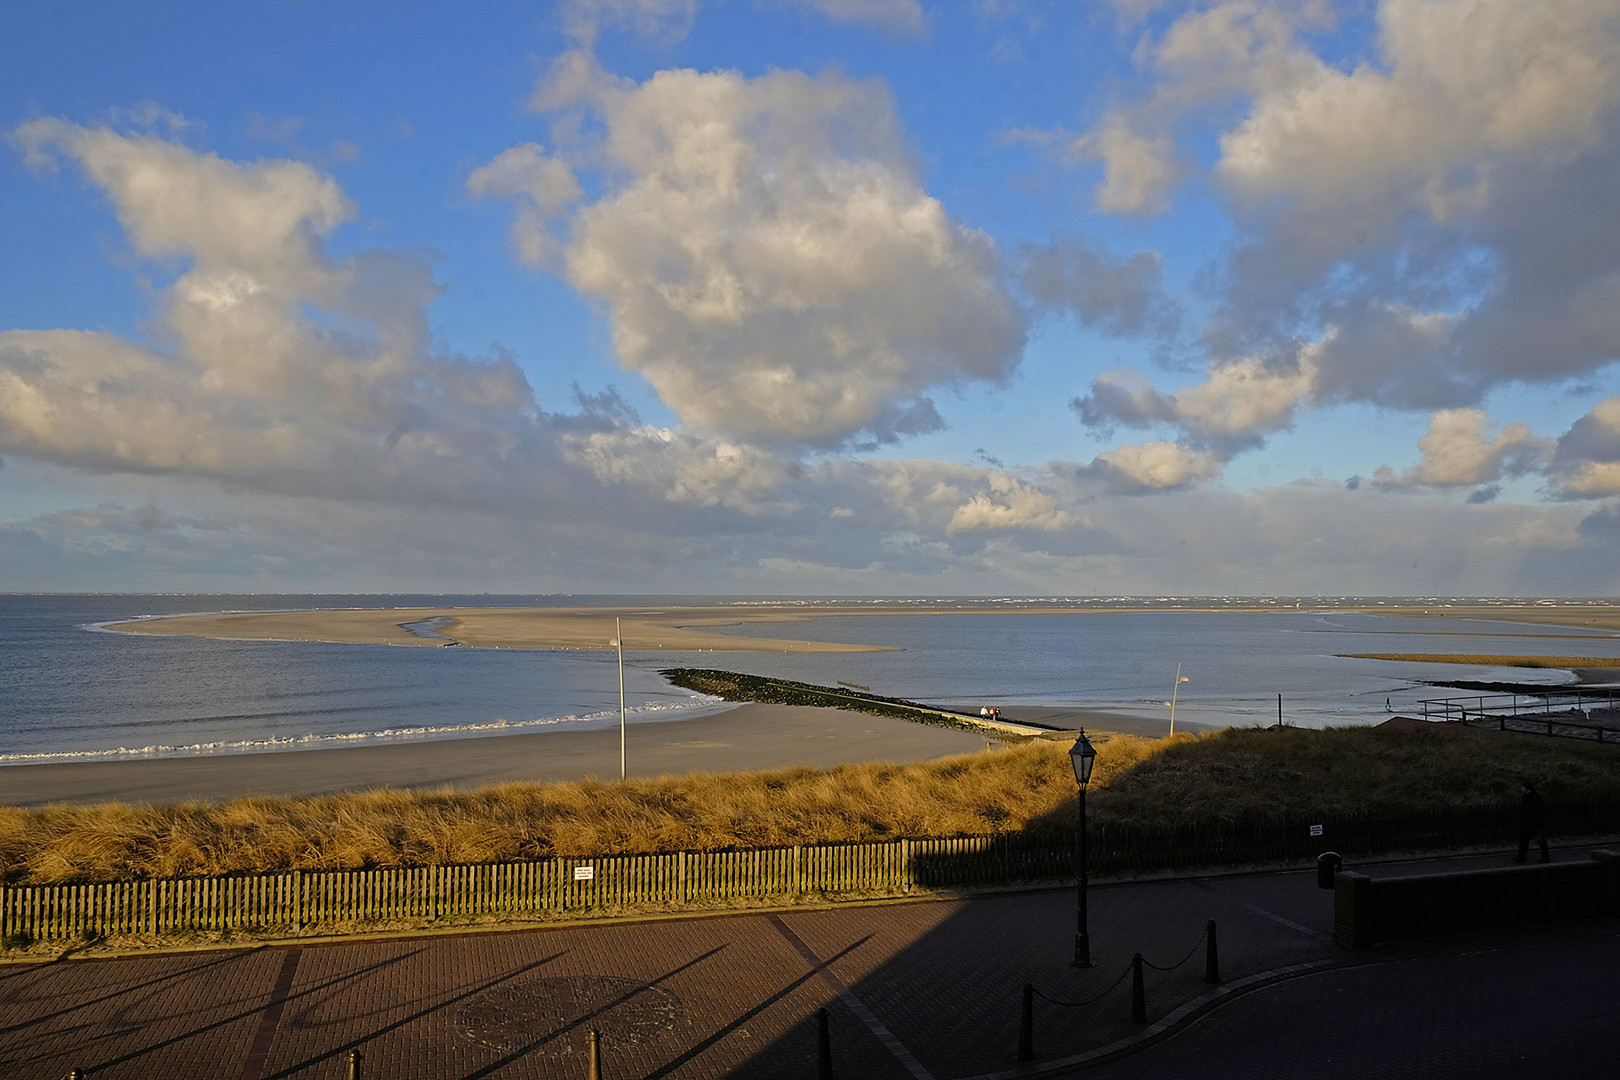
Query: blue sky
[{"left": 3, "top": 0, "right": 1619, "bottom": 595}]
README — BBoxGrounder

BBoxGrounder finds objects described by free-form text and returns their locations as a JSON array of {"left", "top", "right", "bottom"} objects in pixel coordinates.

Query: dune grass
[{"left": 2, "top": 724, "right": 1617, "bottom": 885}]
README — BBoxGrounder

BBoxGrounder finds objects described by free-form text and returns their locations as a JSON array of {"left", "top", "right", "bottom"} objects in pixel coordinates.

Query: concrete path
[{"left": 0, "top": 847, "right": 1612, "bottom": 1079}]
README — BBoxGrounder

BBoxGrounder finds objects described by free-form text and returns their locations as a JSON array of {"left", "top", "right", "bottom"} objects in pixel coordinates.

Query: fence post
[
  {"left": 1205, "top": 919, "right": 1220, "bottom": 983},
  {"left": 1017, "top": 982, "right": 1034, "bottom": 1062},
  {"left": 1130, "top": 953, "right": 1145, "bottom": 1024},
  {"left": 293, "top": 870, "right": 303, "bottom": 932}
]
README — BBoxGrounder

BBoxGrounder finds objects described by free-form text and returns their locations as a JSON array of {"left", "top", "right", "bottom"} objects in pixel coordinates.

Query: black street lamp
[{"left": 1070, "top": 730, "right": 1097, "bottom": 968}]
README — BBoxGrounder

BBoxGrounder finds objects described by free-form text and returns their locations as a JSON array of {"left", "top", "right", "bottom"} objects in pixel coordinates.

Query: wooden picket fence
[
  {"left": 6, "top": 800, "right": 1618, "bottom": 943},
  {"left": 0, "top": 837, "right": 1034, "bottom": 944}
]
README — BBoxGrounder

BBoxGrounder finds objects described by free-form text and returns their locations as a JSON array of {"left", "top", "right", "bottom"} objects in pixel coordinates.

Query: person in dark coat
[{"left": 1515, "top": 779, "right": 1549, "bottom": 863}]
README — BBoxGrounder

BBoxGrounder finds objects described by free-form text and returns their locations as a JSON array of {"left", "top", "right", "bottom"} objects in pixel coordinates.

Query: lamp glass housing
[{"left": 1069, "top": 732, "right": 1096, "bottom": 787}]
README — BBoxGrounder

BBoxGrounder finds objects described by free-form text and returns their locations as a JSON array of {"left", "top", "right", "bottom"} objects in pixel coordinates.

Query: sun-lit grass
[{"left": 3, "top": 724, "right": 1617, "bottom": 884}]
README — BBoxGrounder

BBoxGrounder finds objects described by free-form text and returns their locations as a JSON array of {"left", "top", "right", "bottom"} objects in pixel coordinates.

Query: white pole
[
  {"left": 617, "top": 617, "right": 626, "bottom": 781},
  {"left": 1169, "top": 663, "right": 1189, "bottom": 735}
]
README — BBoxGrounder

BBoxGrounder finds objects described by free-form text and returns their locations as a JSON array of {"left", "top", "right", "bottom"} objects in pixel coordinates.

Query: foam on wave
[{"left": 0, "top": 695, "right": 725, "bottom": 765}]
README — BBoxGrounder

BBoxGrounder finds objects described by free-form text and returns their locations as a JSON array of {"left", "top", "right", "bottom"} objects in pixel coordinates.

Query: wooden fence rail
[{"left": 5, "top": 801, "right": 1618, "bottom": 943}]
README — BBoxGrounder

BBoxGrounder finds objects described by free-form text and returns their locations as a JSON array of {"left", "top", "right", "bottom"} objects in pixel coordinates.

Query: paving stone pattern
[{"left": 0, "top": 855, "right": 1604, "bottom": 1079}]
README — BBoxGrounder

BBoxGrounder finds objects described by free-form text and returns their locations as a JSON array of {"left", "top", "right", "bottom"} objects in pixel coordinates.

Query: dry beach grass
[{"left": 5, "top": 724, "right": 1619, "bottom": 885}]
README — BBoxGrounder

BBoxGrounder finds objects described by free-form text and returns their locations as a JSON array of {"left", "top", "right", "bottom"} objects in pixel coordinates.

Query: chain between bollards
[
  {"left": 817, "top": 1006, "right": 834, "bottom": 1079},
  {"left": 1130, "top": 953, "right": 1146, "bottom": 1024}
]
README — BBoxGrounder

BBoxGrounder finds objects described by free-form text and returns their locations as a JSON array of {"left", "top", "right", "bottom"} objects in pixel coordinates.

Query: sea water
[{"left": 1, "top": 594, "right": 1615, "bottom": 763}]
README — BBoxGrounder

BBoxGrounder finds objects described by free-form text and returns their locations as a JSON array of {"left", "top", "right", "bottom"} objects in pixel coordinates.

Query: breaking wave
[{"left": 0, "top": 695, "right": 726, "bottom": 766}]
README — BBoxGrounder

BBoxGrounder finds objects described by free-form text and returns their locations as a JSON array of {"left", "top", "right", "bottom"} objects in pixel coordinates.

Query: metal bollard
[
  {"left": 1205, "top": 919, "right": 1220, "bottom": 984},
  {"left": 1130, "top": 953, "right": 1146, "bottom": 1024},
  {"left": 1017, "top": 982, "right": 1034, "bottom": 1062},
  {"left": 347, "top": 1049, "right": 361, "bottom": 1080},
  {"left": 816, "top": 1007, "right": 834, "bottom": 1080},
  {"left": 67, "top": 1071, "right": 84, "bottom": 1080},
  {"left": 586, "top": 1029, "right": 603, "bottom": 1080}
]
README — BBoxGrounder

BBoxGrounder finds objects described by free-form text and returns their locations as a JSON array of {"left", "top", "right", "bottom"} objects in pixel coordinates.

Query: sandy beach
[
  {"left": 0, "top": 702, "right": 1191, "bottom": 808},
  {"left": 0, "top": 705, "right": 987, "bottom": 807}
]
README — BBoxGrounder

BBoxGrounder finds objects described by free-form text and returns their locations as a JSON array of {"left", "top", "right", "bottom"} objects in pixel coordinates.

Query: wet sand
[
  {"left": 0, "top": 703, "right": 1201, "bottom": 808},
  {"left": 0, "top": 704, "right": 1005, "bottom": 807}
]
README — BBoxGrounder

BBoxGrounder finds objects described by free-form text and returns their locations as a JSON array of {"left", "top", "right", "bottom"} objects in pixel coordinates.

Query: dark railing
[
  {"left": 1417, "top": 689, "right": 1620, "bottom": 742},
  {"left": 6, "top": 802, "right": 1619, "bottom": 944}
]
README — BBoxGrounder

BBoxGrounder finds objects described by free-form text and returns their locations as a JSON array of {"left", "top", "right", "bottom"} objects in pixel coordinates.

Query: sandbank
[{"left": 108, "top": 600, "right": 1620, "bottom": 653}]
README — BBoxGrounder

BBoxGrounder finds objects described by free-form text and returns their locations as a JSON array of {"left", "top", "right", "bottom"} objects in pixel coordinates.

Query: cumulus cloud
[
  {"left": 1069, "top": 119, "right": 1180, "bottom": 215},
  {"left": 1372, "top": 408, "right": 1552, "bottom": 490},
  {"left": 467, "top": 143, "right": 582, "bottom": 268},
  {"left": 1550, "top": 397, "right": 1620, "bottom": 497},
  {"left": 1082, "top": 441, "right": 1222, "bottom": 493},
  {"left": 481, "top": 55, "right": 1026, "bottom": 448},
  {"left": 0, "top": 119, "right": 592, "bottom": 513},
  {"left": 1072, "top": 340, "right": 1319, "bottom": 459},
  {"left": 561, "top": 426, "right": 797, "bottom": 513},
  {"left": 1052, "top": 0, "right": 1620, "bottom": 488},
  {"left": 944, "top": 473, "right": 1072, "bottom": 535},
  {"left": 1217, "top": 0, "right": 1620, "bottom": 213}
]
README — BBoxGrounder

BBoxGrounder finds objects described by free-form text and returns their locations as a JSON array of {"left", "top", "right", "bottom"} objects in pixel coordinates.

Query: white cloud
[
  {"left": 1084, "top": 441, "right": 1222, "bottom": 492},
  {"left": 1070, "top": 119, "right": 1179, "bottom": 215},
  {"left": 1550, "top": 397, "right": 1620, "bottom": 497},
  {"left": 1373, "top": 407, "right": 1552, "bottom": 490},
  {"left": 1218, "top": 0, "right": 1620, "bottom": 212},
  {"left": 1072, "top": 339, "right": 1320, "bottom": 452},
  {"left": 15, "top": 119, "right": 352, "bottom": 303},
  {"left": 944, "top": 473, "right": 1072, "bottom": 534},
  {"left": 467, "top": 143, "right": 582, "bottom": 269},
  {"left": 561, "top": 426, "right": 796, "bottom": 512},
  {"left": 487, "top": 56, "right": 1027, "bottom": 448},
  {"left": 1058, "top": 0, "right": 1620, "bottom": 484},
  {"left": 0, "top": 120, "right": 573, "bottom": 512}
]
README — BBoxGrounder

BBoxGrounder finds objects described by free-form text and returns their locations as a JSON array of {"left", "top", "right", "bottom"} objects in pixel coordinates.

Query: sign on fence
[{"left": 573, "top": 866, "right": 595, "bottom": 881}]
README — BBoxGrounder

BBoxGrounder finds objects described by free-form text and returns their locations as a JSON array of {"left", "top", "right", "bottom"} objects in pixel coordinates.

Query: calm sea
[{"left": 2, "top": 594, "right": 1615, "bottom": 764}]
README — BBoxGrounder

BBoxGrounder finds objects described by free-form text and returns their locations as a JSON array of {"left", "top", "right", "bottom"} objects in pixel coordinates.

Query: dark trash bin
[{"left": 1317, "top": 851, "right": 1342, "bottom": 889}]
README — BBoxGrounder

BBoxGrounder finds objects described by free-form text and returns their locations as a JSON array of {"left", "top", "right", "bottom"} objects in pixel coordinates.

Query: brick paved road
[
  {"left": 0, "top": 855, "right": 1606, "bottom": 1079},
  {"left": 1068, "top": 926, "right": 1620, "bottom": 1080}
]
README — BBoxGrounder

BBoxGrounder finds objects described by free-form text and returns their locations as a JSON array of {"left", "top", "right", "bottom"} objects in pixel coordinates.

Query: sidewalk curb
[{"left": 959, "top": 957, "right": 1345, "bottom": 1078}]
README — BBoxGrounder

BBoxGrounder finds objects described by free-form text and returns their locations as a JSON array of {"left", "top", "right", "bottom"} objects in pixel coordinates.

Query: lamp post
[
  {"left": 611, "top": 618, "right": 626, "bottom": 781},
  {"left": 1070, "top": 730, "right": 1097, "bottom": 968},
  {"left": 1165, "top": 664, "right": 1190, "bottom": 735}
]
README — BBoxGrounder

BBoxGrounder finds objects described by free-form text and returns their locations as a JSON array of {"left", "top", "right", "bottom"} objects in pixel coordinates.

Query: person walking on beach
[{"left": 1515, "top": 779, "right": 1549, "bottom": 863}]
